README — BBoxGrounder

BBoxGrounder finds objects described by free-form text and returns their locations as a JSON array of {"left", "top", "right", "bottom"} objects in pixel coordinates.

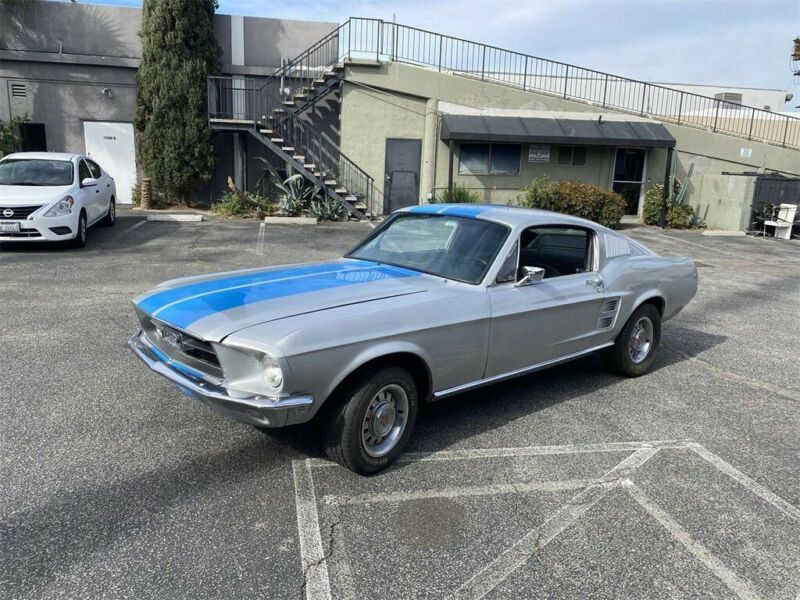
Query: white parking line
[
  {"left": 292, "top": 459, "right": 332, "bottom": 600},
  {"left": 688, "top": 443, "right": 800, "bottom": 523},
  {"left": 306, "top": 439, "right": 691, "bottom": 468},
  {"left": 293, "top": 441, "right": 800, "bottom": 600},
  {"left": 449, "top": 447, "right": 660, "bottom": 600},
  {"left": 323, "top": 478, "right": 599, "bottom": 506},
  {"left": 623, "top": 480, "right": 762, "bottom": 600}
]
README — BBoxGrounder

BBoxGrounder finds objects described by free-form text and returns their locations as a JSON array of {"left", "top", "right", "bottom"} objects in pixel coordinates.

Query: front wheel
[
  {"left": 71, "top": 211, "right": 88, "bottom": 248},
  {"left": 321, "top": 367, "right": 418, "bottom": 475},
  {"left": 601, "top": 303, "right": 661, "bottom": 377}
]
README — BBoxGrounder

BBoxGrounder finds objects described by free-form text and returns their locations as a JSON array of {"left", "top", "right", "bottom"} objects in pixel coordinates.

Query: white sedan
[{"left": 0, "top": 152, "right": 116, "bottom": 247}]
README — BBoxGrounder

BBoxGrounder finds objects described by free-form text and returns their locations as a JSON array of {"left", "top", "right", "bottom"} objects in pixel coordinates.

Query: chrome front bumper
[{"left": 128, "top": 331, "right": 314, "bottom": 427}]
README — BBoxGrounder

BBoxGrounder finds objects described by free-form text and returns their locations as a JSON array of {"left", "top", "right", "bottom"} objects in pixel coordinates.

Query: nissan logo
[{"left": 2, "top": 209, "right": 12, "bottom": 218}]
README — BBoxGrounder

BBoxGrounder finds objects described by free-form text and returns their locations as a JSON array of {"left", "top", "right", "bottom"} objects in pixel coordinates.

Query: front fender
[{"left": 321, "top": 340, "right": 434, "bottom": 405}]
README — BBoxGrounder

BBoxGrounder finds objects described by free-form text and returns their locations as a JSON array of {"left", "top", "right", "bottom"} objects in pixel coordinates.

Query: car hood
[
  {"left": 0, "top": 185, "right": 70, "bottom": 205},
  {"left": 134, "top": 259, "right": 430, "bottom": 342}
]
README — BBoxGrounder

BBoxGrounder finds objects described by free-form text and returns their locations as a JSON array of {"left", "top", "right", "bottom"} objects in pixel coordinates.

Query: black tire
[
  {"left": 72, "top": 210, "right": 88, "bottom": 248},
  {"left": 102, "top": 196, "right": 116, "bottom": 226},
  {"left": 321, "top": 366, "right": 418, "bottom": 475},
  {"left": 601, "top": 303, "right": 661, "bottom": 377}
]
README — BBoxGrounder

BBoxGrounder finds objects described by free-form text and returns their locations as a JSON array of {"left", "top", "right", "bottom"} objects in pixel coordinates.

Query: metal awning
[{"left": 440, "top": 114, "right": 676, "bottom": 148}]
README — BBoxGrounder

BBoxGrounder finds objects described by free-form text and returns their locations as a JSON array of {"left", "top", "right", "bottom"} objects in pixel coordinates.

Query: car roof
[
  {"left": 398, "top": 203, "right": 611, "bottom": 231},
  {"left": 2, "top": 152, "right": 79, "bottom": 162}
]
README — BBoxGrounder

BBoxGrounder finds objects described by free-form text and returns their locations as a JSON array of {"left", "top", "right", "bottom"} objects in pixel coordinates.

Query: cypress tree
[{"left": 135, "top": 0, "right": 221, "bottom": 204}]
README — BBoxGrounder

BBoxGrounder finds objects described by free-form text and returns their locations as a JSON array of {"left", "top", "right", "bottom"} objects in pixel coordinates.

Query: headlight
[
  {"left": 261, "top": 355, "right": 284, "bottom": 390},
  {"left": 44, "top": 196, "right": 74, "bottom": 217}
]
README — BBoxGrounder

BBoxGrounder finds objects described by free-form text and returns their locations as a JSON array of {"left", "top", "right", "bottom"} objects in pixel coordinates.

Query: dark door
[
  {"left": 612, "top": 148, "right": 646, "bottom": 215},
  {"left": 385, "top": 138, "right": 421, "bottom": 213},
  {"left": 19, "top": 123, "right": 47, "bottom": 152}
]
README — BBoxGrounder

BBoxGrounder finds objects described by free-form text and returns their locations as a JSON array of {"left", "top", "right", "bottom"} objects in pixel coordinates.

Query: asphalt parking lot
[{"left": 1, "top": 211, "right": 799, "bottom": 599}]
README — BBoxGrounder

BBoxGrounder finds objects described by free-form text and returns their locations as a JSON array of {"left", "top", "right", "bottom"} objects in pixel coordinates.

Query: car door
[
  {"left": 87, "top": 159, "right": 111, "bottom": 215},
  {"left": 77, "top": 159, "right": 103, "bottom": 223},
  {"left": 485, "top": 224, "right": 608, "bottom": 377}
]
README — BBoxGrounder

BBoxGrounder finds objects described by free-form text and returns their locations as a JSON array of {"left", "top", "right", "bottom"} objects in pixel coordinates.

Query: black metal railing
[{"left": 334, "top": 18, "right": 799, "bottom": 149}]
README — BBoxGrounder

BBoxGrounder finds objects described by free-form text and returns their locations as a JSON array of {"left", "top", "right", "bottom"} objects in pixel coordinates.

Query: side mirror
[
  {"left": 81, "top": 177, "right": 98, "bottom": 187},
  {"left": 515, "top": 265, "right": 545, "bottom": 287}
]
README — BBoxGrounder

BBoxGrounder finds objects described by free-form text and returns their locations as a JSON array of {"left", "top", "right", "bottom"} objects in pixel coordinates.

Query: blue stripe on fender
[
  {"left": 136, "top": 260, "right": 373, "bottom": 317},
  {"left": 407, "top": 204, "right": 487, "bottom": 218},
  {"left": 150, "top": 263, "right": 418, "bottom": 330}
]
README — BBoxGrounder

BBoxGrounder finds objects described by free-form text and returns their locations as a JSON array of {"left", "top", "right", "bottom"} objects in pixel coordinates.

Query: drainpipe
[
  {"left": 419, "top": 98, "right": 439, "bottom": 203},
  {"left": 447, "top": 139, "right": 455, "bottom": 200},
  {"left": 659, "top": 145, "right": 675, "bottom": 228}
]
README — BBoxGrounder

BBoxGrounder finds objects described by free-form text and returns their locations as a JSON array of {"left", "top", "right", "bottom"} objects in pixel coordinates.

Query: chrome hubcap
[
  {"left": 80, "top": 218, "right": 86, "bottom": 240},
  {"left": 629, "top": 316, "right": 653, "bottom": 363},
  {"left": 361, "top": 384, "right": 408, "bottom": 458}
]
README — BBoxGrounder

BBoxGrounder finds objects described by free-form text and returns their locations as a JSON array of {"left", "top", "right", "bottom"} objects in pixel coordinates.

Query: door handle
[{"left": 585, "top": 277, "right": 604, "bottom": 291}]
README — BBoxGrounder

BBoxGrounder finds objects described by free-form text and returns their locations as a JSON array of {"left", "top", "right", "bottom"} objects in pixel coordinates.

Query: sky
[{"left": 82, "top": 0, "right": 800, "bottom": 109}]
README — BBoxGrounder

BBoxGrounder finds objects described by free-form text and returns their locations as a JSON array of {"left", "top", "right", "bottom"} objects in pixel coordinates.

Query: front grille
[
  {"left": 0, "top": 205, "right": 44, "bottom": 220},
  {"left": 138, "top": 313, "right": 223, "bottom": 381},
  {"left": 0, "top": 229, "right": 41, "bottom": 238}
]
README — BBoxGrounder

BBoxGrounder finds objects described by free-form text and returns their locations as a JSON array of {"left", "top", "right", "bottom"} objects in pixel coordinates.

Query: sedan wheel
[
  {"left": 322, "top": 366, "right": 418, "bottom": 474},
  {"left": 103, "top": 197, "right": 116, "bottom": 226},
  {"left": 72, "top": 211, "right": 88, "bottom": 248}
]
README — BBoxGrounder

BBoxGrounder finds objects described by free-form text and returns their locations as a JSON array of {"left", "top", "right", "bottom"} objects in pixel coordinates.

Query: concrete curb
[
  {"left": 263, "top": 216, "right": 318, "bottom": 225},
  {"left": 702, "top": 230, "right": 745, "bottom": 237},
  {"left": 146, "top": 214, "right": 205, "bottom": 222}
]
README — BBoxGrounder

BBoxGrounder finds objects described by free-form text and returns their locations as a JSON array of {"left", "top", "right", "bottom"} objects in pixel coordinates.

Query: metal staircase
[{"left": 208, "top": 24, "right": 375, "bottom": 218}]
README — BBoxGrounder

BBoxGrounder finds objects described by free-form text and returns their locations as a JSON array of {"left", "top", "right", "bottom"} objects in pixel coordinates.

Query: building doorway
[
  {"left": 384, "top": 138, "right": 421, "bottom": 213},
  {"left": 83, "top": 121, "right": 137, "bottom": 204},
  {"left": 612, "top": 148, "right": 646, "bottom": 215}
]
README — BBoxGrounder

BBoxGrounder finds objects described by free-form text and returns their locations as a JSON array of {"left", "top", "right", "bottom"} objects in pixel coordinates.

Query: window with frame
[
  {"left": 458, "top": 143, "right": 521, "bottom": 175},
  {"left": 87, "top": 160, "right": 103, "bottom": 179},
  {"left": 79, "top": 160, "right": 92, "bottom": 183},
  {"left": 517, "top": 226, "right": 592, "bottom": 280},
  {"left": 557, "top": 146, "right": 588, "bottom": 167}
]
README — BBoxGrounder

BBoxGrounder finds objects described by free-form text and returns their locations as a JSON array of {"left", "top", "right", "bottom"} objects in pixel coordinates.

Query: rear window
[{"left": 0, "top": 159, "right": 74, "bottom": 186}]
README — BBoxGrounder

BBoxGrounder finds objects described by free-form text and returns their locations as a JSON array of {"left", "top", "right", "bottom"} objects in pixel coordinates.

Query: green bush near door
[{"left": 519, "top": 177, "right": 627, "bottom": 229}]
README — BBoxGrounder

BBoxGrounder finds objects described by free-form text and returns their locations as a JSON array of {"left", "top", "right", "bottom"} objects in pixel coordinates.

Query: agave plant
[
  {"left": 261, "top": 160, "right": 321, "bottom": 217},
  {"left": 309, "top": 196, "right": 351, "bottom": 222}
]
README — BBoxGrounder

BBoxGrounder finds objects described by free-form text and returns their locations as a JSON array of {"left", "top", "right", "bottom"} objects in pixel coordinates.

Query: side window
[
  {"left": 87, "top": 160, "right": 102, "bottom": 179},
  {"left": 79, "top": 160, "right": 92, "bottom": 183},
  {"left": 518, "top": 226, "right": 592, "bottom": 279}
]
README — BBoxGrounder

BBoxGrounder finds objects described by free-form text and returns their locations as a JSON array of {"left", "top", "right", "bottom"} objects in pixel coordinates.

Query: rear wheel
[
  {"left": 321, "top": 366, "right": 418, "bottom": 475},
  {"left": 72, "top": 210, "right": 88, "bottom": 248},
  {"left": 601, "top": 303, "right": 661, "bottom": 377},
  {"left": 102, "top": 196, "right": 116, "bottom": 226}
]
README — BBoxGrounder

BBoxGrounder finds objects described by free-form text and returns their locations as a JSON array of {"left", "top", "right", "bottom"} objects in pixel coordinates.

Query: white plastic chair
[{"left": 763, "top": 204, "right": 798, "bottom": 240}]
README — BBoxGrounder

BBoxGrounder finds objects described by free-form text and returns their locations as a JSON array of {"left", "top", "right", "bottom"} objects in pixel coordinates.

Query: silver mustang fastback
[{"left": 129, "top": 204, "right": 697, "bottom": 474}]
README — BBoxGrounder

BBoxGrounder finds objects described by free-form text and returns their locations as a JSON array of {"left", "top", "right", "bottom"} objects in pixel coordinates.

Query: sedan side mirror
[
  {"left": 81, "top": 177, "right": 99, "bottom": 187},
  {"left": 515, "top": 266, "right": 545, "bottom": 287}
]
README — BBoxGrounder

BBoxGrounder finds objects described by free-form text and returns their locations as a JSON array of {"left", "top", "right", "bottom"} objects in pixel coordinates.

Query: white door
[{"left": 83, "top": 121, "right": 136, "bottom": 204}]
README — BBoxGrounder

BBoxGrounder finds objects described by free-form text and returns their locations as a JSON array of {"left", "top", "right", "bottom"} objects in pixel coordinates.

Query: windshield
[
  {"left": 0, "top": 159, "right": 74, "bottom": 186},
  {"left": 347, "top": 213, "right": 509, "bottom": 284}
]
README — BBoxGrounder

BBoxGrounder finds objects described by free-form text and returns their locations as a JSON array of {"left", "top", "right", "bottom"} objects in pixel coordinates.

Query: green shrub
[
  {"left": 309, "top": 196, "right": 351, "bottom": 221},
  {"left": 434, "top": 182, "right": 480, "bottom": 203},
  {"left": 521, "top": 179, "right": 626, "bottom": 228},
  {"left": 519, "top": 176, "right": 554, "bottom": 211},
  {"left": 130, "top": 181, "right": 171, "bottom": 208},
  {"left": 642, "top": 181, "right": 696, "bottom": 228},
  {"left": 213, "top": 177, "right": 269, "bottom": 217}
]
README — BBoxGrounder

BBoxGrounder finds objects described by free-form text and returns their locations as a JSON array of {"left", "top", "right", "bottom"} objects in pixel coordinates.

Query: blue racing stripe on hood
[
  {"left": 136, "top": 260, "right": 372, "bottom": 316},
  {"left": 140, "top": 261, "right": 418, "bottom": 331}
]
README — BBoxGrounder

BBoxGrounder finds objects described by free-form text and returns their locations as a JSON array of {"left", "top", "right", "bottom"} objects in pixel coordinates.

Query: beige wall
[{"left": 341, "top": 61, "right": 800, "bottom": 227}]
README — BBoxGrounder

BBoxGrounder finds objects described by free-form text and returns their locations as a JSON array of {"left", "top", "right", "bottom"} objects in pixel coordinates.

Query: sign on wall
[{"left": 527, "top": 144, "right": 551, "bottom": 162}]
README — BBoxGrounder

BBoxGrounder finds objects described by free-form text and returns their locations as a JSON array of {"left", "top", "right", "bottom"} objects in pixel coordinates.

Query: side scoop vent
[
  {"left": 601, "top": 298, "right": 619, "bottom": 313},
  {"left": 597, "top": 297, "right": 621, "bottom": 330}
]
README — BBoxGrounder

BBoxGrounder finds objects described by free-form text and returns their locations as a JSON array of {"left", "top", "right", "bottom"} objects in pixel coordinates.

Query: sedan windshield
[
  {"left": 0, "top": 159, "right": 74, "bottom": 186},
  {"left": 347, "top": 213, "right": 509, "bottom": 284}
]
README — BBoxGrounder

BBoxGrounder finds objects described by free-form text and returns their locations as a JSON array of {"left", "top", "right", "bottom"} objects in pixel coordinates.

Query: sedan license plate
[{"left": 0, "top": 222, "right": 20, "bottom": 233}]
